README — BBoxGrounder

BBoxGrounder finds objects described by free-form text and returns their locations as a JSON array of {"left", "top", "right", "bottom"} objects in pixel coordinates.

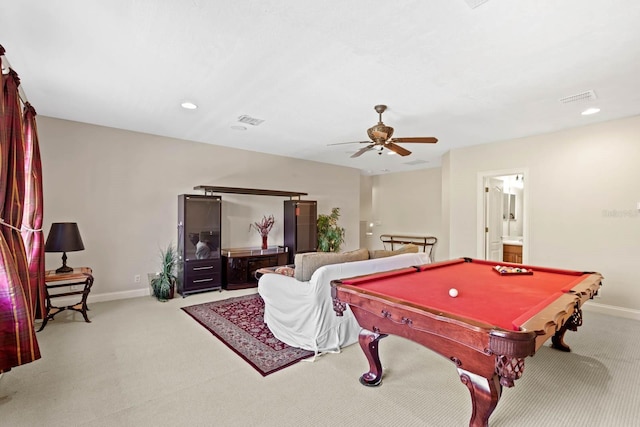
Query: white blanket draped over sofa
[{"left": 258, "top": 252, "right": 431, "bottom": 355}]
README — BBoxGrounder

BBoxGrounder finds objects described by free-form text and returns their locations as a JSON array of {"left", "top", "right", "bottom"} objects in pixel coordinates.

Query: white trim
[
  {"left": 477, "top": 168, "right": 530, "bottom": 262},
  {"left": 47, "top": 288, "right": 638, "bottom": 321},
  {"left": 582, "top": 300, "right": 640, "bottom": 321}
]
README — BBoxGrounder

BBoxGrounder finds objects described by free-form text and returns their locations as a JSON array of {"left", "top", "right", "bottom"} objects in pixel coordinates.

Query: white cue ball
[{"left": 449, "top": 288, "right": 459, "bottom": 298}]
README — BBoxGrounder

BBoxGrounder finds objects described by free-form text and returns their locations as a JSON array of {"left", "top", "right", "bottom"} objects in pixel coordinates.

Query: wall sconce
[
  {"left": 45, "top": 222, "right": 85, "bottom": 273},
  {"left": 366, "top": 221, "right": 374, "bottom": 236}
]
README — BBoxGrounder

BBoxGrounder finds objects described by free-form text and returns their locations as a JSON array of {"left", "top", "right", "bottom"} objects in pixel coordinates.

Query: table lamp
[{"left": 45, "top": 222, "right": 85, "bottom": 273}]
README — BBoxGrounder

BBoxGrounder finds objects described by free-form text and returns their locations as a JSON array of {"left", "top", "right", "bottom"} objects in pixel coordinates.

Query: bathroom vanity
[{"left": 503, "top": 242, "right": 523, "bottom": 263}]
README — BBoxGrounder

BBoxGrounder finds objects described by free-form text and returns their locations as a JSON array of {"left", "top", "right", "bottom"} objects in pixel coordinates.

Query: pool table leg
[
  {"left": 358, "top": 329, "right": 388, "bottom": 387},
  {"left": 551, "top": 304, "right": 583, "bottom": 352},
  {"left": 458, "top": 369, "right": 502, "bottom": 427}
]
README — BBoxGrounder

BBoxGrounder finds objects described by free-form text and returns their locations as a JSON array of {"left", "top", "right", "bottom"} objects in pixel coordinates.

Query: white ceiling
[{"left": 2, "top": 1, "right": 640, "bottom": 175}]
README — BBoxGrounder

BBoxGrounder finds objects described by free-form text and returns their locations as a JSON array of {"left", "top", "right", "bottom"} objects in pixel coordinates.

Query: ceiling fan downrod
[{"left": 374, "top": 104, "right": 387, "bottom": 123}]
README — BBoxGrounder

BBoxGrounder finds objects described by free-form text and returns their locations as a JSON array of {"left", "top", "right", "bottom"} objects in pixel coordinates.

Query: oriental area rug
[{"left": 181, "top": 293, "right": 314, "bottom": 376}]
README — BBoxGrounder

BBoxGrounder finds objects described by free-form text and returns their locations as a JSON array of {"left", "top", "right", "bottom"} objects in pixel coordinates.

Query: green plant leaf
[
  {"left": 317, "top": 207, "right": 345, "bottom": 252},
  {"left": 152, "top": 243, "right": 177, "bottom": 301}
]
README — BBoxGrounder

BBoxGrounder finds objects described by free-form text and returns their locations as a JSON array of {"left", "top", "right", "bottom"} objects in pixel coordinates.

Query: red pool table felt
[{"left": 338, "top": 258, "right": 589, "bottom": 331}]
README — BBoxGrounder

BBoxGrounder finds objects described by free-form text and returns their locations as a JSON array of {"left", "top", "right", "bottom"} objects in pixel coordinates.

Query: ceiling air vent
[
  {"left": 404, "top": 159, "right": 429, "bottom": 166},
  {"left": 237, "top": 115, "right": 265, "bottom": 126},
  {"left": 559, "top": 90, "right": 597, "bottom": 104},
  {"left": 464, "top": 0, "right": 489, "bottom": 9}
]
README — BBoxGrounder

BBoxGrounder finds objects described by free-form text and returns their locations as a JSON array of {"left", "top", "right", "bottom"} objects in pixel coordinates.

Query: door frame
[
  {"left": 484, "top": 177, "right": 504, "bottom": 262},
  {"left": 476, "top": 168, "right": 530, "bottom": 263}
]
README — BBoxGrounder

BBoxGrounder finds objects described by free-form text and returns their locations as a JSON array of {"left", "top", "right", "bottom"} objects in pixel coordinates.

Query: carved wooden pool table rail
[{"left": 331, "top": 260, "right": 602, "bottom": 427}]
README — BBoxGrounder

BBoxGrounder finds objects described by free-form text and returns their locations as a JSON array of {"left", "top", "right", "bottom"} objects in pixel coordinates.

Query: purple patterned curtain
[
  {"left": 21, "top": 103, "right": 45, "bottom": 319},
  {"left": 0, "top": 48, "right": 41, "bottom": 373}
]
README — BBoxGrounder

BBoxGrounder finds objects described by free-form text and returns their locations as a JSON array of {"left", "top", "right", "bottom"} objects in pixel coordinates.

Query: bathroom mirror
[{"left": 503, "top": 194, "right": 516, "bottom": 220}]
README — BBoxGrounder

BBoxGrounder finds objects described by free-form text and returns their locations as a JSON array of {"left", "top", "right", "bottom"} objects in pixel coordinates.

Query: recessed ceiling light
[
  {"left": 230, "top": 125, "right": 247, "bottom": 131},
  {"left": 581, "top": 107, "right": 600, "bottom": 116},
  {"left": 181, "top": 102, "right": 197, "bottom": 110}
]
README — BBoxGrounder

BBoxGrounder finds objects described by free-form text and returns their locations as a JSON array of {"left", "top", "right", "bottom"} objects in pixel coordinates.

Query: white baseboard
[
  {"left": 50, "top": 289, "right": 638, "bottom": 322},
  {"left": 583, "top": 300, "right": 640, "bottom": 321}
]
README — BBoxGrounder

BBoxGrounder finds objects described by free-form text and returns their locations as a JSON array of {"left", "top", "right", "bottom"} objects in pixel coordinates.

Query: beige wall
[
  {"left": 368, "top": 115, "right": 640, "bottom": 317},
  {"left": 443, "top": 115, "right": 640, "bottom": 315},
  {"left": 368, "top": 168, "right": 442, "bottom": 257},
  {"left": 39, "top": 117, "right": 361, "bottom": 301},
  {"left": 359, "top": 175, "right": 373, "bottom": 248},
  {"left": 40, "top": 113, "right": 640, "bottom": 317}
]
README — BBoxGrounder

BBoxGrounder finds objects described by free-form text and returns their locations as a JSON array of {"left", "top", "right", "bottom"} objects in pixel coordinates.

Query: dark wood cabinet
[
  {"left": 503, "top": 244, "right": 523, "bottom": 264},
  {"left": 177, "top": 194, "right": 222, "bottom": 296},
  {"left": 221, "top": 246, "right": 289, "bottom": 290},
  {"left": 284, "top": 200, "right": 317, "bottom": 263}
]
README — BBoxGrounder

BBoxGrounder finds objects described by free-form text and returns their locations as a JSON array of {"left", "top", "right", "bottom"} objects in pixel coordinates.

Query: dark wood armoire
[
  {"left": 283, "top": 200, "right": 317, "bottom": 264},
  {"left": 177, "top": 194, "right": 222, "bottom": 296}
]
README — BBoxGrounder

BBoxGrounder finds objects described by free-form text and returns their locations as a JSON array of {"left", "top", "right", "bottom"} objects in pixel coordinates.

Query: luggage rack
[{"left": 379, "top": 235, "right": 437, "bottom": 262}]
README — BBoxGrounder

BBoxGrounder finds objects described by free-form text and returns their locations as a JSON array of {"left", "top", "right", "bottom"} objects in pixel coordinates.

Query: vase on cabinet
[{"left": 261, "top": 235, "right": 268, "bottom": 250}]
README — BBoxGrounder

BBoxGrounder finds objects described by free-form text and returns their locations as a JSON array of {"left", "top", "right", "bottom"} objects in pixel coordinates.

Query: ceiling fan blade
[
  {"left": 385, "top": 142, "right": 411, "bottom": 156},
  {"left": 391, "top": 137, "right": 438, "bottom": 144},
  {"left": 327, "top": 140, "right": 370, "bottom": 146},
  {"left": 351, "top": 145, "right": 375, "bottom": 158}
]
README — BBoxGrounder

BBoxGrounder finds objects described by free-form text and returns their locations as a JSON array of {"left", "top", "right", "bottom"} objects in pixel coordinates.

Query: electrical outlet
[{"left": 134, "top": 274, "right": 141, "bottom": 283}]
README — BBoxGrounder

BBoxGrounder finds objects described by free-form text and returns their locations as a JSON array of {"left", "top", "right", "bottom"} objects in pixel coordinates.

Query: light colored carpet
[{"left": 0, "top": 290, "right": 638, "bottom": 427}]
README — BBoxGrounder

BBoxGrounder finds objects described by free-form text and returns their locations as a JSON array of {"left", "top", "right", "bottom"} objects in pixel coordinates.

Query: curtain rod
[{"left": 0, "top": 48, "right": 29, "bottom": 105}]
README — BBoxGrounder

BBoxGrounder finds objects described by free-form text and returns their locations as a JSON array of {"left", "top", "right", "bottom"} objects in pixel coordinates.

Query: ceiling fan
[{"left": 330, "top": 105, "right": 438, "bottom": 158}]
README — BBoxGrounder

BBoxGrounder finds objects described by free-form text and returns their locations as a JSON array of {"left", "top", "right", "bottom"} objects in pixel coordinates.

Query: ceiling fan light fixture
[
  {"left": 338, "top": 105, "right": 438, "bottom": 159},
  {"left": 368, "top": 124, "right": 394, "bottom": 142}
]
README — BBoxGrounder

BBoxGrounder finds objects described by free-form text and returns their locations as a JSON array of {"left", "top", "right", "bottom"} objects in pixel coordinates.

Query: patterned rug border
[{"left": 181, "top": 293, "right": 314, "bottom": 376}]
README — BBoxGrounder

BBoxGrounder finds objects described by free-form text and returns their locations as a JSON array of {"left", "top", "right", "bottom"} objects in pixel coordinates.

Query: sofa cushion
[
  {"left": 294, "top": 248, "right": 369, "bottom": 282},
  {"left": 274, "top": 266, "right": 295, "bottom": 277},
  {"left": 369, "top": 243, "right": 420, "bottom": 259}
]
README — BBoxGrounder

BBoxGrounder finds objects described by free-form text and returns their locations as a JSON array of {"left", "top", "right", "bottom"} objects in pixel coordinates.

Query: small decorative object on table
[
  {"left": 250, "top": 214, "right": 275, "bottom": 249},
  {"left": 493, "top": 265, "right": 533, "bottom": 275}
]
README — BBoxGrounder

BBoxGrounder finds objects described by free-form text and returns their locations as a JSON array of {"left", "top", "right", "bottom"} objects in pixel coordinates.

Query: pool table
[{"left": 331, "top": 257, "right": 602, "bottom": 427}]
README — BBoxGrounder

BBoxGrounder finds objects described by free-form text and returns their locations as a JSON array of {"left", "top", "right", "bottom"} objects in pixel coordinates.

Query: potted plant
[
  {"left": 317, "top": 207, "right": 345, "bottom": 252},
  {"left": 150, "top": 244, "right": 178, "bottom": 302}
]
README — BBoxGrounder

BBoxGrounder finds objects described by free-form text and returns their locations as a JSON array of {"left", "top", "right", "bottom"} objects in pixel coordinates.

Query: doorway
[{"left": 478, "top": 170, "right": 528, "bottom": 263}]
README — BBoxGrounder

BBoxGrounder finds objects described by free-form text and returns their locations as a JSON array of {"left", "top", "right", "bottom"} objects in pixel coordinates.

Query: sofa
[{"left": 257, "top": 247, "right": 431, "bottom": 355}]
